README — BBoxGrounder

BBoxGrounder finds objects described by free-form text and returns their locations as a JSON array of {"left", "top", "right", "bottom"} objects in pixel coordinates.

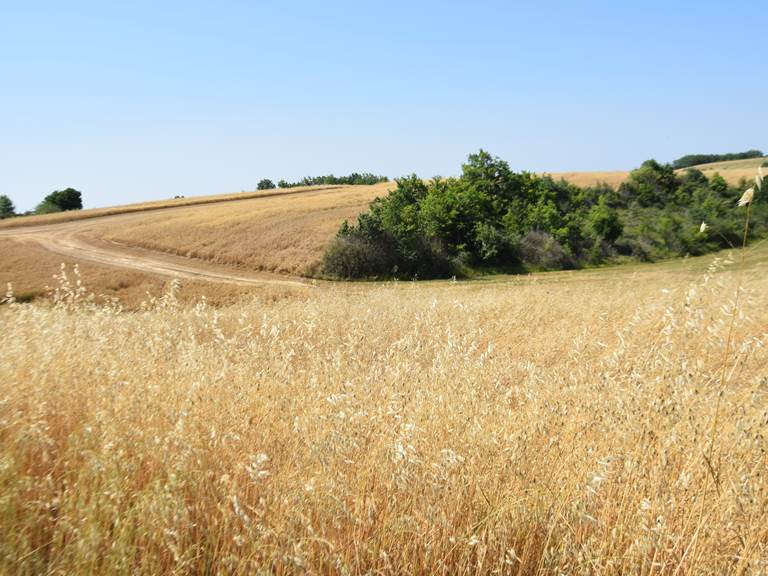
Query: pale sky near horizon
[{"left": 1, "top": 0, "right": 765, "bottom": 212}]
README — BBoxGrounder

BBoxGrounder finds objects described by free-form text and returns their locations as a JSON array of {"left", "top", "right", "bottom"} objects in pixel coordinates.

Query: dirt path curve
[{"left": 0, "top": 201, "right": 317, "bottom": 289}]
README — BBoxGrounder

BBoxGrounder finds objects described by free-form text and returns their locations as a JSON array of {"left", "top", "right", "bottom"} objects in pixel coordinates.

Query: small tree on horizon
[
  {"left": 0, "top": 195, "right": 15, "bottom": 218},
  {"left": 257, "top": 179, "right": 276, "bottom": 190},
  {"left": 38, "top": 188, "right": 83, "bottom": 213}
]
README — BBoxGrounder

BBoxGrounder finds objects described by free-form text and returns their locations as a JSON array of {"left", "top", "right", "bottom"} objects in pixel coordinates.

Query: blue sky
[{"left": 1, "top": 0, "right": 765, "bottom": 211}]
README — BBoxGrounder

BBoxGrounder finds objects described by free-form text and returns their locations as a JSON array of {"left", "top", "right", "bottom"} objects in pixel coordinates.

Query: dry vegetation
[
  {"left": 0, "top": 185, "right": 343, "bottom": 230},
  {"left": 545, "top": 171, "right": 630, "bottom": 189},
  {"left": 84, "top": 183, "right": 392, "bottom": 275},
  {"left": 2, "top": 245, "right": 768, "bottom": 574},
  {"left": 1, "top": 161, "right": 766, "bottom": 574},
  {"left": 0, "top": 238, "right": 278, "bottom": 309}
]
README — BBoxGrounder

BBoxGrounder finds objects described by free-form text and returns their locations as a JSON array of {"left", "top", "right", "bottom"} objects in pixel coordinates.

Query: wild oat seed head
[{"left": 737, "top": 187, "right": 755, "bottom": 207}]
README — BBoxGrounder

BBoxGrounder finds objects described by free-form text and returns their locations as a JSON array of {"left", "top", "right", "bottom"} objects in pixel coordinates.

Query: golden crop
[{"left": 1, "top": 251, "right": 767, "bottom": 574}]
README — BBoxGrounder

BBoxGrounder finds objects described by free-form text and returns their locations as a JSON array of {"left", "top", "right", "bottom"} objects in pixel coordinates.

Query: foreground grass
[{"left": 1, "top": 255, "right": 767, "bottom": 574}]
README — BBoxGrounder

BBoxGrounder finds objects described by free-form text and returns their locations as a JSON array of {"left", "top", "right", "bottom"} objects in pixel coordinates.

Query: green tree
[
  {"left": 709, "top": 172, "right": 728, "bottom": 196},
  {"left": 35, "top": 200, "right": 63, "bottom": 214},
  {"left": 588, "top": 197, "right": 623, "bottom": 242},
  {"left": 0, "top": 195, "right": 15, "bottom": 218},
  {"left": 619, "top": 160, "right": 678, "bottom": 207},
  {"left": 257, "top": 179, "right": 276, "bottom": 190},
  {"left": 40, "top": 188, "right": 83, "bottom": 212}
]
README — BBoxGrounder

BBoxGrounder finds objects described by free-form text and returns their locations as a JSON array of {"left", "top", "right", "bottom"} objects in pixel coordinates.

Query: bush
[
  {"left": 35, "top": 200, "right": 63, "bottom": 215},
  {"left": 257, "top": 179, "right": 276, "bottom": 190},
  {"left": 0, "top": 195, "right": 15, "bottom": 219},
  {"left": 322, "top": 237, "right": 390, "bottom": 279},
  {"left": 321, "top": 150, "right": 768, "bottom": 280},
  {"left": 519, "top": 231, "right": 571, "bottom": 269},
  {"left": 474, "top": 222, "right": 510, "bottom": 262},
  {"left": 588, "top": 198, "right": 623, "bottom": 242}
]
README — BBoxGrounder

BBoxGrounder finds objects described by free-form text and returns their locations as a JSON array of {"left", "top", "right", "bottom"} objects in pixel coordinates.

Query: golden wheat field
[
  {"left": 0, "top": 238, "right": 284, "bottom": 308},
  {"left": 2, "top": 243, "right": 768, "bottom": 574},
  {"left": 0, "top": 185, "right": 345, "bottom": 231},
  {"left": 1, "top": 162, "right": 767, "bottom": 574},
  {"left": 85, "top": 182, "right": 393, "bottom": 275}
]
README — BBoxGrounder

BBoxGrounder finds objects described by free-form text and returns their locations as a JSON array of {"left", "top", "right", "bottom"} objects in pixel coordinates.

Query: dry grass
[
  {"left": 679, "top": 157, "right": 767, "bottom": 186},
  {"left": 83, "top": 183, "right": 393, "bottom": 275},
  {"left": 1, "top": 249, "right": 767, "bottom": 574},
  {"left": 546, "top": 171, "right": 630, "bottom": 188},
  {"left": 687, "top": 157, "right": 766, "bottom": 172},
  {"left": 0, "top": 185, "right": 344, "bottom": 230},
  {"left": 0, "top": 238, "right": 283, "bottom": 309}
]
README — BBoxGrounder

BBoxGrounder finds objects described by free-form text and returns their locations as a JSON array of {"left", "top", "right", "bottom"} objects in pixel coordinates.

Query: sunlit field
[
  {"left": 0, "top": 185, "right": 344, "bottom": 231},
  {"left": 2, "top": 246, "right": 767, "bottom": 574},
  {"left": 87, "top": 182, "right": 393, "bottom": 275}
]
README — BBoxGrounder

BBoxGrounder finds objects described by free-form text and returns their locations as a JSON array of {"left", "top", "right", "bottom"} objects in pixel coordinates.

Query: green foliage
[
  {"left": 257, "top": 179, "right": 276, "bottom": 190},
  {"left": 618, "top": 160, "right": 678, "bottom": 207},
  {"left": 278, "top": 173, "right": 389, "bottom": 188},
  {"left": 671, "top": 150, "right": 763, "bottom": 169},
  {"left": 38, "top": 188, "right": 82, "bottom": 213},
  {"left": 588, "top": 197, "right": 623, "bottom": 242},
  {"left": 322, "top": 150, "right": 765, "bottom": 279},
  {"left": 35, "top": 200, "right": 63, "bottom": 214},
  {"left": 0, "top": 195, "right": 15, "bottom": 218}
]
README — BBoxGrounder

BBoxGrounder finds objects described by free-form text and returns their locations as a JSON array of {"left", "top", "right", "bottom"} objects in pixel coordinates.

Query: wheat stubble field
[{"left": 1, "top": 170, "right": 768, "bottom": 574}]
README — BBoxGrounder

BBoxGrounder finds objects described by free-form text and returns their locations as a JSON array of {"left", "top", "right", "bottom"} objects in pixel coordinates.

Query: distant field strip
[{"left": 0, "top": 185, "right": 345, "bottom": 230}]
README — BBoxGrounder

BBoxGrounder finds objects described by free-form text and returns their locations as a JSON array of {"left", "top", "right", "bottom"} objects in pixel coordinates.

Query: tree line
[
  {"left": 255, "top": 173, "right": 389, "bottom": 191},
  {"left": 322, "top": 150, "right": 765, "bottom": 279},
  {"left": 671, "top": 150, "right": 763, "bottom": 169},
  {"left": 0, "top": 188, "right": 83, "bottom": 219}
]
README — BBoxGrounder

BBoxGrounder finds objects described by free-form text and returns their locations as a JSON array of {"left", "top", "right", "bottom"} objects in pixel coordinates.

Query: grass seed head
[{"left": 737, "top": 187, "right": 755, "bottom": 207}]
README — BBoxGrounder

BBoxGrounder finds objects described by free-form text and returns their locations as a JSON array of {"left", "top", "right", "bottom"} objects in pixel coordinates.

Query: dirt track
[{"left": 0, "top": 203, "right": 316, "bottom": 289}]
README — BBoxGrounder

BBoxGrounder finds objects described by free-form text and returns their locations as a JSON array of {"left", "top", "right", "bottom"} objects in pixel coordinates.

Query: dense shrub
[
  {"left": 518, "top": 231, "right": 571, "bottom": 269},
  {"left": 35, "top": 201, "right": 63, "bottom": 215},
  {"left": 322, "top": 236, "right": 390, "bottom": 279},
  {"left": 322, "top": 150, "right": 764, "bottom": 279}
]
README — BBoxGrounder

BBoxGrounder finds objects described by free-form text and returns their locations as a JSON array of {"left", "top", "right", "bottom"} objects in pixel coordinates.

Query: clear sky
[{"left": 2, "top": 0, "right": 765, "bottom": 212}]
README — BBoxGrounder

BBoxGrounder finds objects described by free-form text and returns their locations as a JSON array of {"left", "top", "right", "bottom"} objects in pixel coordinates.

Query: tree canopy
[
  {"left": 0, "top": 195, "right": 15, "bottom": 219},
  {"left": 37, "top": 188, "right": 83, "bottom": 214},
  {"left": 257, "top": 179, "right": 276, "bottom": 190},
  {"left": 322, "top": 150, "right": 765, "bottom": 279}
]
